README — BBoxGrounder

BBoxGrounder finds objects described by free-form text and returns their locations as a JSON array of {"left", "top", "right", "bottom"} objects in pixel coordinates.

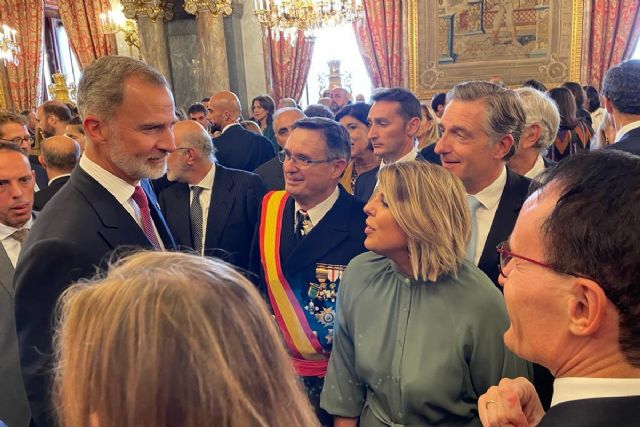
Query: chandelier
[
  {"left": 0, "top": 24, "right": 19, "bottom": 65},
  {"left": 100, "top": 7, "right": 142, "bottom": 59},
  {"left": 254, "top": 0, "right": 363, "bottom": 41}
]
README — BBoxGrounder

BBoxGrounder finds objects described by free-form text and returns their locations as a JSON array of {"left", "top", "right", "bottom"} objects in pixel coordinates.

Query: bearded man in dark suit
[
  {"left": 160, "top": 120, "right": 266, "bottom": 270},
  {"left": 14, "top": 56, "right": 177, "bottom": 427}
]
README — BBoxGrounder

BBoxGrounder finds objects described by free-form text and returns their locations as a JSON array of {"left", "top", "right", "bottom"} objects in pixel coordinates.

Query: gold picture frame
[{"left": 408, "top": 0, "right": 585, "bottom": 98}]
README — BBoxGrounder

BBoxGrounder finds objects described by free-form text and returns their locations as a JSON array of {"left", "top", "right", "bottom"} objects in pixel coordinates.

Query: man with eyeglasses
[
  {"left": 254, "top": 107, "right": 306, "bottom": 191},
  {"left": 477, "top": 150, "right": 640, "bottom": 427},
  {"left": 251, "top": 117, "right": 366, "bottom": 426},
  {"left": 160, "top": 120, "right": 265, "bottom": 270},
  {"left": 0, "top": 111, "right": 48, "bottom": 190}
]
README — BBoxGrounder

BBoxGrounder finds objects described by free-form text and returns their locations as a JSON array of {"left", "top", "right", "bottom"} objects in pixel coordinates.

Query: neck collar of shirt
[
  {"left": 469, "top": 166, "right": 507, "bottom": 211},
  {"left": 294, "top": 186, "right": 340, "bottom": 227},
  {"left": 79, "top": 154, "right": 137, "bottom": 206},
  {"left": 192, "top": 163, "right": 215, "bottom": 190},
  {"left": 551, "top": 377, "right": 640, "bottom": 407},
  {"left": 380, "top": 147, "right": 418, "bottom": 167},
  {"left": 0, "top": 217, "right": 34, "bottom": 240},
  {"left": 524, "top": 154, "right": 546, "bottom": 180},
  {"left": 48, "top": 173, "right": 71, "bottom": 186},
  {"left": 614, "top": 120, "right": 640, "bottom": 142},
  {"left": 221, "top": 122, "right": 240, "bottom": 135}
]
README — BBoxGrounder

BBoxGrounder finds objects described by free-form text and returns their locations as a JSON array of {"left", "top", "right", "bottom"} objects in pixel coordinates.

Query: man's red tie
[{"left": 132, "top": 185, "right": 161, "bottom": 249}]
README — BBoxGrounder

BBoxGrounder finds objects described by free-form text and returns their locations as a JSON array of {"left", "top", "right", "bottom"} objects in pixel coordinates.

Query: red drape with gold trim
[
  {"left": 0, "top": 0, "right": 43, "bottom": 111},
  {"left": 263, "top": 29, "right": 315, "bottom": 103},
  {"left": 353, "top": 0, "right": 403, "bottom": 88},
  {"left": 588, "top": 0, "right": 640, "bottom": 89},
  {"left": 58, "top": 0, "right": 116, "bottom": 69}
]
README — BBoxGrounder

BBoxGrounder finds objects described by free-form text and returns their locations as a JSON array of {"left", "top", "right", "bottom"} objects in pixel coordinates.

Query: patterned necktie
[
  {"left": 10, "top": 228, "right": 28, "bottom": 244},
  {"left": 190, "top": 186, "right": 204, "bottom": 254},
  {"left": 295, "top": 210, "right": 312, "bottom": 241},
  {"left": 465, "top": 194, "right": 482, "bottom": 263},
  {"left": 131, "top": 185, "right": 161, "bottom": 249}
]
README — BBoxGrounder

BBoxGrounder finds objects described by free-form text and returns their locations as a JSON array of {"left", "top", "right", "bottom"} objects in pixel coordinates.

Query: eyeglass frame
[
  {"left": 496, "top": 240, "right": 591, "bottom": 280},
  {"left": 496, "top": 241, "right": 627, "bottom": 313},
  {"left": 0, "top": 136, "right": 32, "bottom": 146},
  {"left": 277, "top": 150, "right": 337, "bottom": 167}
]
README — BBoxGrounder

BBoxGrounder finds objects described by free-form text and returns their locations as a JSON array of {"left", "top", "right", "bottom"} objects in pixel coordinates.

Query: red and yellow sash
[{"left": 259, "top": 191, "right": 328, "bottom": 376}]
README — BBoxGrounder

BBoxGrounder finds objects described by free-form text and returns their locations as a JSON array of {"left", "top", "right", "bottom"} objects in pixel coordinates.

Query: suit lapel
[
  {"left": 70, "top": 168, "right": 160, "bottom": 250},
  {"left": 478, "top": 169, "right": 525, "bottom": 269},
  {"left": 142, "top": 179, "right": 176, "bottom": 249},
  {"left": 283, "top": 190, "right": 351, "bottom": 276},
  {"left": 167, "top": 184, "right": 192, "bottom": 247},
  {"left": 0, "top": 244, "right": 14, "bottom": 294},
  {"left": 205, "top": 166, "right": 235, "bottom": 248}
]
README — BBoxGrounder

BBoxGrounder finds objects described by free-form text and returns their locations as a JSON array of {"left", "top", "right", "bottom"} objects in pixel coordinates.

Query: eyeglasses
[
  {"left": 496, "top": 241, "right": 592, "bottom": 281},
  {"left": 277, "top": 150, "right": 335, "bottom": 167},
  {"left": 0, "top": 136, "right": 32, "bottom": 146},
  {"left": 496, "top": 240, "right": 627, "bottom": 314}
]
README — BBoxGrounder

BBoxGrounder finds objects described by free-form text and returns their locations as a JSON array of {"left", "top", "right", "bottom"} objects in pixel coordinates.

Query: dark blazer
[
  {"left": 28, "top": 156, "right": 48, "bottom": 190},
  {"left": 251, "top": 187, "right": 367, "bottom": 294},
  {"left": 538, "top": 396, "right": 640, "bottom": 426},
  {"left": 159, "top": 165, "right": 266, "bottom": 270},
  {"left": 419, "top": 144, "right": 442, "bottom": 165},
  {"left": 606, "top": 125, "right": 640, "bottom": 156},
  {"left": 14, "top": 167, "right": 175, "bottom": 427},
  {"left": 32, "top": 175, "right": 69, "bottom": 211},
  {"left": 0, "top": 246, "right": 30, "bottom": 427},
  {"left": 254, "top": 156, "right": 285, "bottom": 191},
  {"left": 477, "top": 169, "right": 531, "bottom": 286},
  {"left": 213, "top": 124, "right": 275, "bottom": 172},
  {"left": 542, "top": 156, "right": 557, "bottom": 168}
]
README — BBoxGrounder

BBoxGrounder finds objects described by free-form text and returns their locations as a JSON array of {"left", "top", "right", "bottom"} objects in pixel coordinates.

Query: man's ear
[
  {"left": 405, "top": 116, "right": 421, "bottom": 137},
  {"left": 83, "top": 115, "right": 109, "bottom": 145},
  {"left": 494, "top": 134, "right": 515, "bottom": 160},
  {"left": 521, "top": 124, "right": 541, "bottom": 150},
  {"left": 567, "top": 278, "right": 609, "bottom": 337},
  {"left": 38, "top": 154, "right": 46, "bottom": 169}
]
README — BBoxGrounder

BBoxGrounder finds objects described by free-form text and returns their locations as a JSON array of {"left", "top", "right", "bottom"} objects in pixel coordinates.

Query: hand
[{"left": 478, "top": 377, "right": 545, "bottom": 427}]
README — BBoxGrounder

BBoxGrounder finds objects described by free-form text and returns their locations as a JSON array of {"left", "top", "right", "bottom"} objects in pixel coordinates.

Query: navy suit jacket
[
  {"left": 14, "top": 167, "right": 175, "bottom": 427},
  {"left": 159, "top": 165, "right": 266, "bottom": 270},
  {"left": 251, "top": 187, "right": 367, "bottom": 295},
  {"left": 606, "top": 125, "right": 640, "bottom": 156},
  {"left": 32, "top": 175, "right": 69, "bottom": 211},
  {"left": 538, "top": 396, "right": 640, "bottom": 426},
  {"left": 213, "top": 124, "right": 275, "bottom": 172},
  {"left": 254, "top": 156, "right": 285, "bottom": 191},
  {"left": 477, "top": 169, "right": 532, "bottom": 287}
]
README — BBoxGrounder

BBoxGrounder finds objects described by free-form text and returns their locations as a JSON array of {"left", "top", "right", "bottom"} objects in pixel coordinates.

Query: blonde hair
[
  {"left": 53, "top": 251, "right": 318, "bottom": 427},
  {"left": 377, "top": 162, "right": 470, "bottom": 281},
  {"left": 417, "top": 102, "right": 440, "bottom": 149}
]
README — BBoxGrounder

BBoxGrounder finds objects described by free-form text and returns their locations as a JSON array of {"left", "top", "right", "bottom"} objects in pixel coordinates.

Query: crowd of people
[{"left": 0, "top": 54, "right": 639, "bottom": 427}]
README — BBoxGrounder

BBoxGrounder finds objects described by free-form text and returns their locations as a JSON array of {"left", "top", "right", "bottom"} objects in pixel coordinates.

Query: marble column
[
  {"left": 196, "top": 11, "right": 230, "bottom": 95},
  {"left": 137, "top": 16, "right": 173, "bottom": 88}
]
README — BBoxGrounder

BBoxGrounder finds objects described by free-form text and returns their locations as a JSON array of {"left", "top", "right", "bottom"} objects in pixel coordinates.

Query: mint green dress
[{"left": 320, "top": 251, "right": 531, "bottom": 426}]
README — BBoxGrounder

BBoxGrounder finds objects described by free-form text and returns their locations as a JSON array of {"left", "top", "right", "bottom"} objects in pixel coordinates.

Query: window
[
  {"left": 42, "top": 17, "right": 81, "bottom": 102},
  {"left": 633, "top": 38, "right": 640, "bottom": 59},
  {"left": 300, "top": 25, "right": 372, "bottom": 108}
]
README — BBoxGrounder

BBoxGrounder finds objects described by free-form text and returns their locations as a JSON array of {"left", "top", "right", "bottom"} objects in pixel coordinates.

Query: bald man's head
[
  {"left": 167, "top": 120, "right": 215, "bottom": 183},
  {"left": 274, "top": 108, "right": 306, "bottom": 148},
  {"left": 207, "top": 91, "right": 242, "bottom": 132},
  {"left": 39, "top": 135, "right": 80, "bottom": 175}
]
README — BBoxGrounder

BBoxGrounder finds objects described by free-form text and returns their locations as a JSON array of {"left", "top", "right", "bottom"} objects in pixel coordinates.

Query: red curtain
[
  {"left": 263, "top": 29, "right": 315, "bottom": 103},
  {"left": 353, "top": 0, "right": 403, "bottom": 88},
  {"left": 0, "top": 0, "right": 44, "bottom": 111},
  {"left": 58, "top": 0, "right": 116, "bottom": 69},
  {"left": 588, "top": 0, "right": 640, "bottom": 89}
]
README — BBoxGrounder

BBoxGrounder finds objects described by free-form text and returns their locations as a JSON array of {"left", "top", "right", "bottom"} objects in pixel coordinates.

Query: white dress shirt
[
  {"left": 0, "top": 217, "right": 34, "bottom": 267},
  {"left": 469, "top": 166, "right": 507, "bottom": 265},
  {"left": 614, "top": 120, "right": 640, "bottom": 142},
  {"left": 221, "top": 122, "right": 241, "bottom": 135},
  {"left": 551, "top": 377, "right": 640, "bottom": 407},
  {"left": 189, "top": 164, "right": 216, "bottom": 255},
  {"left": 524, "top": 154, "right": 546, "bottom": 180},
  {"left": 379, "top": 147, "right": 419, "bottom": 169},
  {"left": 48, "top": 173, "right": 71, "bottom": 186},
  {"left": 294, "top": 186, "right": 340, "bottom": 233},
  {"left": 79, "top": 155, "right": 164, "bottom": 249}
]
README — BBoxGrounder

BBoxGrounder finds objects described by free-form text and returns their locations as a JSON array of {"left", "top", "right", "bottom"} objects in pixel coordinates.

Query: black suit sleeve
[
  {"left": 246, "top": 175, "right": 267, "bottom": 230},
  {"left": 14, "top": 239, "right": 96, "bottom": 427}
]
